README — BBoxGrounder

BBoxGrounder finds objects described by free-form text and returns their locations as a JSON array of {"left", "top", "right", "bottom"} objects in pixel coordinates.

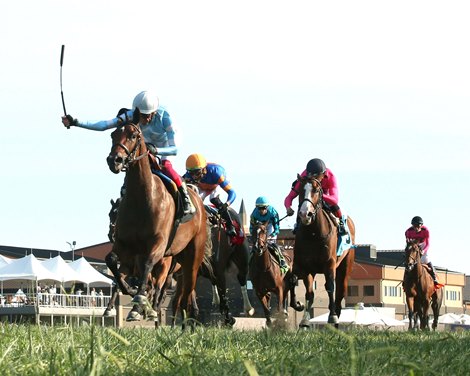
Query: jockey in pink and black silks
[
  {"left": 405, "top": 216, "right": 439, "bottom": 285},
  {"left": 61, "top": 90, "right": 195, "bottom": 218},
  {"left": 284, "top": 158, "right": 347, "bottom": 235},
  {"left": 183, "top": 153, "right": 237, "bottom": 237}
]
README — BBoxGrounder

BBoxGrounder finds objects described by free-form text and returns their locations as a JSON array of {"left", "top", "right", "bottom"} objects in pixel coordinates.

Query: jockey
[
  {"left": 183, "top": 153, "right": 237, "bottom": 237},
  {"left": 61, "top": 90, "right": 195, "bottom": 218},
  {"left": 405, "top": 216, "right": 439, "bottom": 285},
  {"left": 284, "top": 158, "right": 347, "bottom": 235},
  {"left": 249, "top": 196, "right": 289, "bottom": 274}
]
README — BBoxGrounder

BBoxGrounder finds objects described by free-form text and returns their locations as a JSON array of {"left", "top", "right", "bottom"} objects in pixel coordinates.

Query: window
[
  {"left": 363, "top": 285, "right": 375, "bottom": 296},
  {"left": 348, "top": 286, "right": 359, "bottom": 297},
  {"left": 384, "top": 286, "right": 400, "bottom": 297}
]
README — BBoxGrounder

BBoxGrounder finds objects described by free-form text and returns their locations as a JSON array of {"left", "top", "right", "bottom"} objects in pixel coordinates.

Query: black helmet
[
  {"left": 306, "top": 158, "right": 326, "bottom": 176},
  {"left": 411, "top": 216, "right": 423, "bottom": 225}
]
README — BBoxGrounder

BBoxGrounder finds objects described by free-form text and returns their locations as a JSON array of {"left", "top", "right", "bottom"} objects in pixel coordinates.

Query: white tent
[
  {"left": 0, "top": 255, "right": 13, "bottom": 268},
  {"left": 0, "top": 254, "right": 59, "bottom": 281},
  {"left": 41, "top": 256, "right": 83, "bottom": 283},
  {"left": 439, "top": 313, "right": 470, "bottom": 325},
  {"left": 310, "top": 306, "right": 405, "bottom": 328},
  {"left": 68, "top": 257, "right": 113, "bottom": 285}
]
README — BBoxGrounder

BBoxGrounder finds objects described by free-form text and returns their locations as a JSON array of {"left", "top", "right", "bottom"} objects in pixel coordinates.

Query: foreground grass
[{"left": 0, "top": 324, "right": 469, "bottom": 375}]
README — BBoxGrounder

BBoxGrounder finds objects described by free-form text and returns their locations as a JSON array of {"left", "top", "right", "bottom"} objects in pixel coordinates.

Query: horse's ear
[{"left": 132, "top": 108, "right": 141, "bottom": 124}]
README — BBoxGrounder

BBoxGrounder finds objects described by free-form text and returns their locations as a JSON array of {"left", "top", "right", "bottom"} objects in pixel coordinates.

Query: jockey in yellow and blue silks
[
  {"left": 61, "top": 90, "right": 195, "bottom": 218},
  {"left": 249, "top": 197, "right": 289, "bottom": 273},
  {"left": 183, "top": 153, "right": 237, "bottom": 237}
]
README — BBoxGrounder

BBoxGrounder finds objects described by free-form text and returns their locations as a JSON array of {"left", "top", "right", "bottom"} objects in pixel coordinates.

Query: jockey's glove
[
  {"left": 219, "top": 202, "right": 229, "bottom": 212},
  {"left": 65, "top": 115, "right": 78, "bottom": 127},
  {"left": 146, "top": 143, "right": 158, "bottom": 155}
]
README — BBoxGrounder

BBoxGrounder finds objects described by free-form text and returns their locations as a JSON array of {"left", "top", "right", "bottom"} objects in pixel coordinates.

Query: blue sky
[{"left": 1, "top": 1, "right": 469, "bottom": 273}]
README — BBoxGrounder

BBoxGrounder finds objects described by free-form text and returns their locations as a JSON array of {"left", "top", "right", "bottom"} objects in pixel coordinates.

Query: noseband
[
  {"left": 253, "top": 225, "right": 268, "bottom": 256},
  {"left": 405, "top": 243, "right": 421, "bottom": 272}
]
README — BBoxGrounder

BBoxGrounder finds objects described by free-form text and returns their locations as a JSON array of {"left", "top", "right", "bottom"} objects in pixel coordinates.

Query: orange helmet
[{"left": 186, "top": 153, "right": 207, "bottom": 171}]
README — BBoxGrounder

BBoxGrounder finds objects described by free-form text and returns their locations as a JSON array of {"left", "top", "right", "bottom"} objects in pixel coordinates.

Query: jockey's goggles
[
  {"left": 188, "top": 169, "right": 203, "bottom": 179},
  {"left": 257, "top": 206, "right": 268, "bottom": 210}
]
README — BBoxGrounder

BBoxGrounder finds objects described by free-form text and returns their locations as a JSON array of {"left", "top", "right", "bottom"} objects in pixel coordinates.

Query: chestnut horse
[
  {"left": 105, "top": 112, "right": 207, "bottom": 327},
  {"left": 403, "top": 239, "right": 442, "bottom": 330},
  {"left": 293, "top": 175, "right": 356, "bottom": 326},
  {"left": 249, "top": 221, "right": 304, "bottom": 327}
]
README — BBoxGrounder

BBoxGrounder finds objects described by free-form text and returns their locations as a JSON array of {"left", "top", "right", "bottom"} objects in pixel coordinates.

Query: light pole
[{"left": 67, "top": 241, "right": 76, "bottom": 261}]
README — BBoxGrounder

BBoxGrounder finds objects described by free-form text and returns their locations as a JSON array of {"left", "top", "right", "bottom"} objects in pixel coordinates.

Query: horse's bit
[{"left": 111, "top": 124, "right": 148, "bottom": 170}]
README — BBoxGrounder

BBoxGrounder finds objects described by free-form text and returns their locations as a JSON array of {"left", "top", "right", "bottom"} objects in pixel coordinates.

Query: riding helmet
[
  {"left": 186, "top": 153, "right": 207, "bottom": 171},
  {"left": 255, "top": 196, "right": 269, "bottom": 207},
  {"left": 132, "top": 90, "right": 159, "bottom": 114},
  {"left": 306, "top": 158, "right": 326, "bottom": 176},
  {"left": 411, "top": 216, "right": 424, "bottom": 225}
]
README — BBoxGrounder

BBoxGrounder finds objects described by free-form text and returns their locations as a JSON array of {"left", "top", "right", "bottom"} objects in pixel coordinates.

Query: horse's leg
[
  {"left": 406, "top": 296, "right": 415, "bottom": 331},
  {"left": 215, "top": 248, "right": 235, "bottom": 326},
  {"left": 234, "top": 243, "right": 255, "bottom": 316},
  {"left": 286, "top": 273, "right": 304, "bottom": 312},
  {"left": 324, "top": 265, "right": 338, "bottom": 324},
  {"left": 300, "top": 274, "right": 314, "bottom": 327},
  {"left": 105, "top": 251, "right": 137, "bottom": 296},
  {"left": 334, "top": 252, "right": 354, "bottom": 318},
  {"left": 171, "top": 273, "right": 183, "bottom": 328},
  {"left": 431, "top": 290, "right": 442, "bottom": 331},
  {"left": 103, "top": 286, "right": 119, "bottom": 317},
  {"left": 258, "top": 292, "right": 272, "bottom": 327}
]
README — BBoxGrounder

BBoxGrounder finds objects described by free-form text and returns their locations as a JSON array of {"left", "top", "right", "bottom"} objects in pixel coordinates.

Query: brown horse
[
  {"left": 293, "top": 175, "right": 356, "bottom": 326},
  {"left": 403, "top": 239, "right": 442, "bottom": 330},
  {"left": 249, "top": 221, "right": 304, "bottom": 327},
  {"left": 105, "top": 111, "right": 207, "bottom": 327}
]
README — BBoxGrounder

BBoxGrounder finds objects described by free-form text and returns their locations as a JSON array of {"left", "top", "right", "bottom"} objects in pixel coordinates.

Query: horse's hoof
[
  {"left": 328, "top": 315, "right": 339, "bottom": 324},
  {"left": 224, "top": 315, "right": 236, "bottom": 327},
  {"left": 283, "top": 309, "right": 289, "bottom": 316},
  {"left": 103, "top": 309, "right": 116, "bottom": 317},
  {"left": 132, "top": 295, "right": 147, "bottom": 305},
  {"left": 246, "top": 307, "right": 255, "bottom": 316},
  {"left": 291, "top": 301, "right": 305, "bottom": 312},
  {"left": 299, "top": 319, "right": 311, "bottom": 328},
  {"left": 126, "top": 311, "right": 142, "bottom": 322},
  {"left": 146, "top": 309, "right": 158, "bottom": 320}
]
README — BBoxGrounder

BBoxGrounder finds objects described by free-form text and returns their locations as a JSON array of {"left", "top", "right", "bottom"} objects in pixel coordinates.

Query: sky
[{"left": 1, "top": 1, "right": 469, "bottom": 273}]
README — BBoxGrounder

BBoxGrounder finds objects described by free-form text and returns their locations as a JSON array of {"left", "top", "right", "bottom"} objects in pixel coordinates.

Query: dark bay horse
[
  {"left": 206, "top": 207, "right": 255, "bottom": 321},
  {"left": 169, "top": 206, "right": 255, "bottom": 326},
  {"left": 403, "top": 239, "right": 442, "bottom": 330},
  {"left": 250, "top": 221, "right": 304, "bottom": 327},
  {"left": 105, "top": 113, "right": 207, "bottom": 327},
  {"left": 293, "top": 175, "right": 356, "bottom": 326}
]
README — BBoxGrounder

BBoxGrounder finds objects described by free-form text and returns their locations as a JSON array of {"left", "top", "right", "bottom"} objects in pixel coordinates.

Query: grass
[{"left": 0, "top": 324, "right": 469, "bottom": 375}]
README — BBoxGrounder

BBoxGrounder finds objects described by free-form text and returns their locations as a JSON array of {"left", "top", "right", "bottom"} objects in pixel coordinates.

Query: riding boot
[
  {"left": 210, "top": 196, "right": 237, "bottom": 237},
  {"left": 271, "top": 244, "right": 289, "bottom": 274},
  {"left": 427, "top": 262, "right": 439, "bottom": 285},
  {"left": 178, "top": 182, "right": 196, "bottom": 216},
  {"left": 338, "top": 219, "right": 347, "bottom": 236}
]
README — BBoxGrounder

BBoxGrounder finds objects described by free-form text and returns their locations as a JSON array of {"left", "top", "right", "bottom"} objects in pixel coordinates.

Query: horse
[
  {"left": 169, "top": 206, "right": 255, "bottom": 326},
  {"left": 249, "top": 221, "right": 304, "bottom": 327},
  {"left": 105, "top": 110, "right": 207, "bottom": 328},
  {"left": 403, "top": 239, "right": 442, "bottom": 331},
  {"left": 293, "top": 175, "right": 356, "bottom": 326}
]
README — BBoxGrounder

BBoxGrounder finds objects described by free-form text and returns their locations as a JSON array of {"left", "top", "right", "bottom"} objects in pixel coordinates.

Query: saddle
[{"left": 204, "top": 205, "right": 245, "bottom": 246}]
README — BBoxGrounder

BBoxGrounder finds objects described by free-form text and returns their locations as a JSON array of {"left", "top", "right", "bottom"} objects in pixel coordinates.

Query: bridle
[
  {"left": 299, "top": 177, "right": 323, "bottom": 222},
  {"left": 253, "top": 223, "right": 268, "bottom": 256},
  {"left": 110, "top": 123, "right": 148, "bottom": 171},
  {"left": 404, "top": 242, "right": 422, "bottom": 272}
]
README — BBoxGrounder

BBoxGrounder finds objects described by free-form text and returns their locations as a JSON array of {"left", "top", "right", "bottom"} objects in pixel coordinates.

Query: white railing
[{"left": 1, "top": 293, "right": 112, "bottom": 309}]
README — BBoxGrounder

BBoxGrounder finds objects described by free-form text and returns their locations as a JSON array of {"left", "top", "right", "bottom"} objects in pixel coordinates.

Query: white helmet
[{"left": 132, "top": 90, "right": 159, "bottom": 114}]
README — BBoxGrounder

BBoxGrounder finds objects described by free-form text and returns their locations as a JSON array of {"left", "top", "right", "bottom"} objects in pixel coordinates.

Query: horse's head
[
  {"left": 404, "top": 239, "right": 422, "bottom": 272},
  {"left": 107, "top": 119, "right": 146, "bottom": 173},
  {"left": 252, "top": 221, "right": 268, "bottom": 256},
  {"left": 298, "top": 174, "right": 323, "bottom": 226}
]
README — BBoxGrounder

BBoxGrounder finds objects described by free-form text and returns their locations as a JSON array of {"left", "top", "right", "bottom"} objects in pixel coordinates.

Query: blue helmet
[{"left": 255, "top": 196, "right": 269, "bottom": 207}]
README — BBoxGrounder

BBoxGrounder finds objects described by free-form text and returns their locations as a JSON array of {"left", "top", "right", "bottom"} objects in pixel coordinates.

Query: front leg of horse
[
  {"left": 286, "top": 273, "right": 304, "bottom": 312},
  {"left": 105, "top": 252, "right": 138, "bottom": 296},
  {"left": 300, "top": 276, "right": 314, "bottom": 328},
  {"left": 259, "top": 293, "right": 272, "bottom": 328},
  {"left": 103, "top": 287, "right": 119, "bottom": 317},
  {"left": 325, "top": 275, "right": 338, "bottom": 324},
  {"left": 216, "top": 270, "right": 235, "bottom": 326}
]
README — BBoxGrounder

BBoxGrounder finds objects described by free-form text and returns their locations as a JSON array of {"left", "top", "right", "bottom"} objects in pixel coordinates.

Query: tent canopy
[
  {"left": 310, "top": 306, "right": 405, "bottom": 327},
  {"left": 0, "top": 254, "right": 59, "bottom": 281},
  {"left": 68, "top": 257, "right": 113, "bottom": 285},
  {"left": 41, "top": 256, "right": 83, "bottom": 283}
]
